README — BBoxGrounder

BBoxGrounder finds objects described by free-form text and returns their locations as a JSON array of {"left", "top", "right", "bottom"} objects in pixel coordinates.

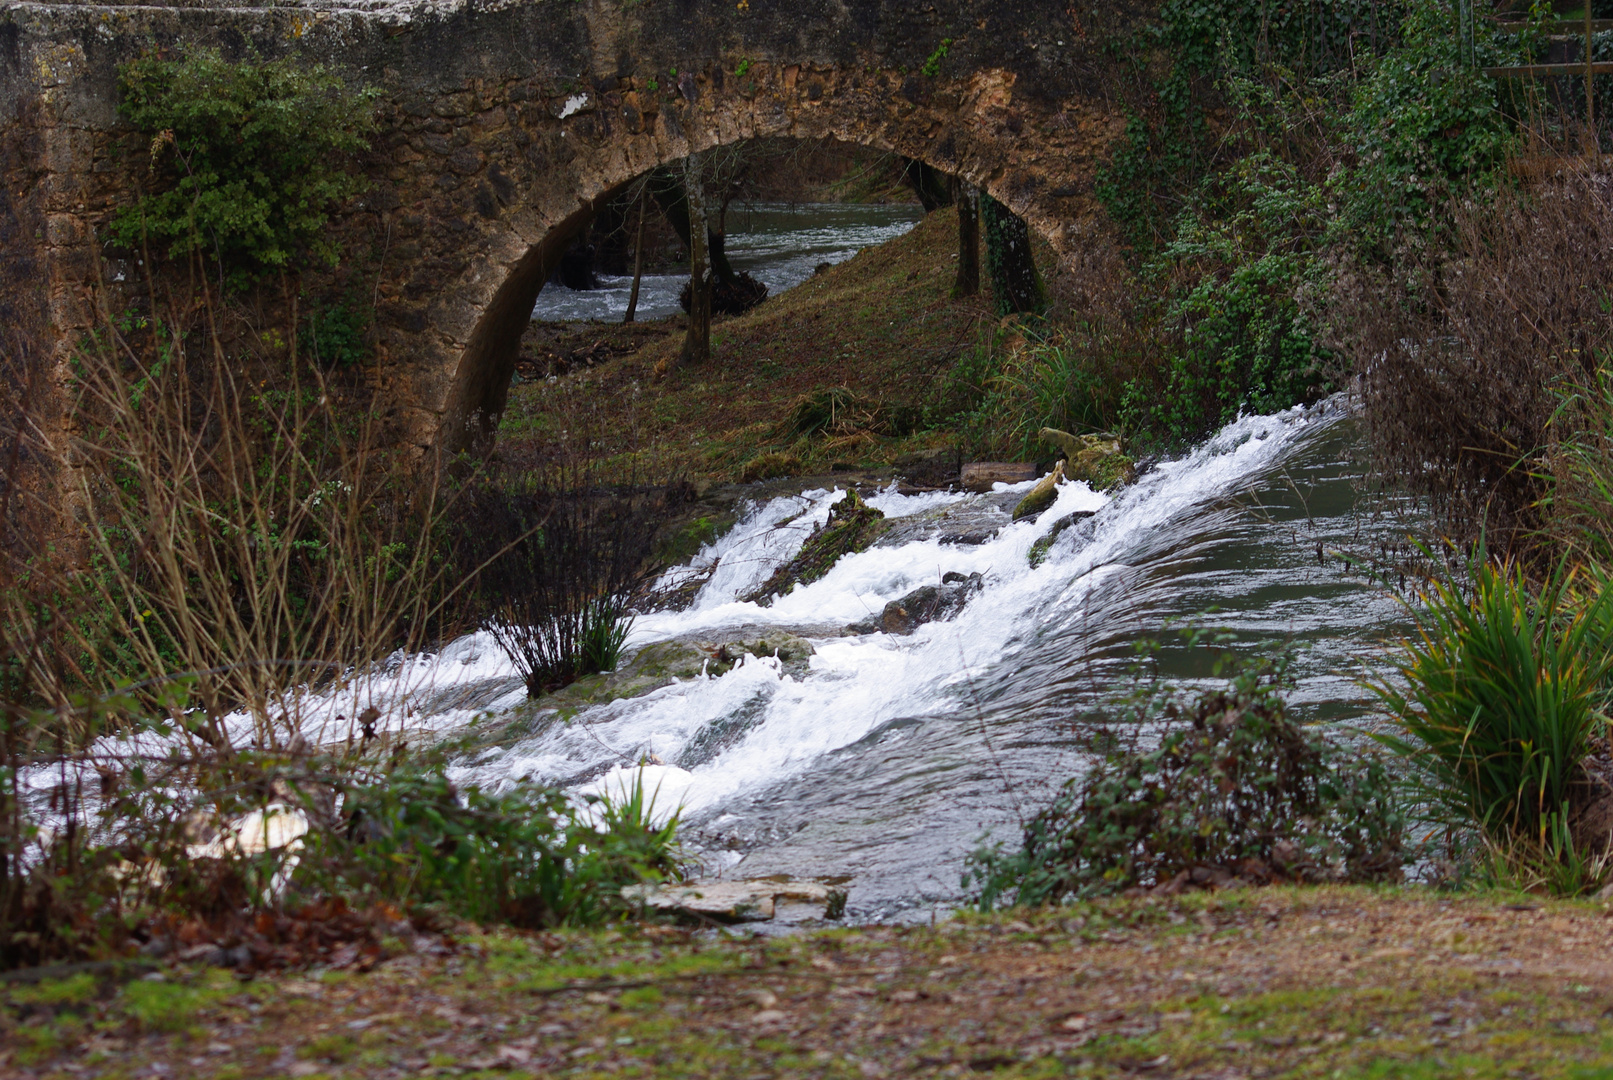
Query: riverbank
[
  {"left": 11, "top": 886, "right": 1613, "bottom": 1078},
  {"left": 497, "top": 206, "right": 1060, "bottom": 482}
]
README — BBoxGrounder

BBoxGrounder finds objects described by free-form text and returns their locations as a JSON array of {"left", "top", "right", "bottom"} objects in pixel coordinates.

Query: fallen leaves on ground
[{"left": 11, "top": 886, "right": 1613, "bottom": 1078}]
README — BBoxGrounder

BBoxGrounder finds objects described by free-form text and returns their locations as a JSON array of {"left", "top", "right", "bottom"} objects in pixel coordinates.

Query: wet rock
[
  {"left": 960, "top": 462, "right": 1038, "bottom": 493},
  {"left": 714, "top": 632, "right": 816, "bottom": 668},
  {"left": 1012, "top": 461, "right": 1064, "bottom": 521},
  {"left": 893, "top": 447, "right": 961, "bottom": 489},
  {"left": 1027, "top": 510, "right": 1095, "bottom": 567},
  {"left": 1040, "top": 427, "right": 1135, "bottom": 491},
  {"left": 844, "top": 572, "right": 984, "bottom": 636},
  {"left": 740, "top": 490, "right": 888, "bottom": 606},
  {"left": 621, "top": 879, "right": 846, "bottom": 923}
]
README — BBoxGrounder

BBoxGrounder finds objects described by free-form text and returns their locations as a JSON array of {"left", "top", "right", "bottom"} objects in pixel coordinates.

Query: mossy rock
[
  {"left": 655, "top": 513, "right": 733, "bottom": 566},
  {"left": 740, "top": 452, "right": 802, "bottom": 483},
  {"left": 740, "top": 490, "right": 888, "bottom": 606},
  {"left": 1012, "top": 461, "right": 1064, "bottom": 521},
  {"left": 1039, "top": 427, "right": 1136, "bottom": 492}
]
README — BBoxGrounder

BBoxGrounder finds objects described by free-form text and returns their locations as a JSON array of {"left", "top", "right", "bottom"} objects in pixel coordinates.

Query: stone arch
[
  {"left": 435, "top": 107, "right": 1073, "bottom": 457},
  {"left": 0, "top": 0, "right": 1139, "bottom": 467}
]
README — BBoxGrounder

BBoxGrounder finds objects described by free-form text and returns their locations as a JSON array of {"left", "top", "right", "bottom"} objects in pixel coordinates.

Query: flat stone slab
[{"left": 621, "top": 879, "right": 845, "bottom": 923}]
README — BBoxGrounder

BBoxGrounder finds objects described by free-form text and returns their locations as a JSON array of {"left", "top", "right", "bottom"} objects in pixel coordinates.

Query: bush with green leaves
[
  {"left": 299, "top": 762, "right": 681, "bottom": 929},
  {"left": 1370, "top": 556, "right": 1613, "bottom": 891},
  {"left": 965, "top": 657, "right": 1407, "bottom": 909},
  {"left": 109, "top": 51, "right": 377, "bottom": 286},
  {"left": 1129, "top": 152, "right": 1333, "bottom": 446}
]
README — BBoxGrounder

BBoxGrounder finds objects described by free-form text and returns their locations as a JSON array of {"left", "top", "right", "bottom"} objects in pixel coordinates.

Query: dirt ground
[{"left": 13, "top": 886, "right": 1613, "bottom": 1079}]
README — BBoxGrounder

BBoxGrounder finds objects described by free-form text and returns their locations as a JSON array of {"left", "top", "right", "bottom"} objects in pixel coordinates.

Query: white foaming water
[
  {"left": 30, "top": 402, "right": 1352, "bottom": 893},
  {"left": 450, "top": 404, "right": 1327, "bottom": 821}
]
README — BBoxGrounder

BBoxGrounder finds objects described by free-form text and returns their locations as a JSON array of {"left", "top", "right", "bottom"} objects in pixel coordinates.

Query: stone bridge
[{"left": 0, "top": 0, "right": 1150, "bottom": 459}]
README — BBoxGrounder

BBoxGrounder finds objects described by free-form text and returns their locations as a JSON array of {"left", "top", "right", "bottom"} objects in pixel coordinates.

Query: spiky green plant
[{"left": 1370, "top": 557, "right": 1613, "bottom": 863}]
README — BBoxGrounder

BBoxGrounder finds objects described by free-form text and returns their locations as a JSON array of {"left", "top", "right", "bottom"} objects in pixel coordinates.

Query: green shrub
[
  {"left": 301, "top": 763, "right": 680, "bottom": 928},
  {"left": 1370, "top": 557, "right": 1613, "bottom": 863},
  {"left": 1127, "top": 153, "right": 1332, "bottom": 446},
  {"left": 965, "top": 657, "right": 1407, "bottom": 909},
  {"left": 303, "top": 301, "right": 371, "bottom": 369},
  {"left": 109, "top": 50, "right": 377, "bottom": 286}
]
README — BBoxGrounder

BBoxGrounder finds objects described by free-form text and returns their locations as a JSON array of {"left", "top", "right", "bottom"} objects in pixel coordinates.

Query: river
[
  {"left": 27, "top": 399, "right": 1417, "bottom": 919},
  {"left": 530, "top": 202, "right": 926, "bottom": 322},
  {"left": 387, "top": 399, "right": 1414, "bottom": 921}
]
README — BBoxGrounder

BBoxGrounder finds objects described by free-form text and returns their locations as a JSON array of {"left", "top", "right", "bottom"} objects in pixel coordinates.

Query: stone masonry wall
[{"left": 0, "top": 0, "right": 1155, "bottom": 462}]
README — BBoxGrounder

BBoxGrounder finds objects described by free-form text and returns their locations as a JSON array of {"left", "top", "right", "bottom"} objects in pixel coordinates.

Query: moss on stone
[{"left": 741, "top": 490, "right": 888, "bottom": 606}]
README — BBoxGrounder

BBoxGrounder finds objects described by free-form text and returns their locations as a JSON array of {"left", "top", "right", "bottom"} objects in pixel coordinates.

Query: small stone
[{"left": 751, "top": 1009, "right": 788, "bottom": 1026}]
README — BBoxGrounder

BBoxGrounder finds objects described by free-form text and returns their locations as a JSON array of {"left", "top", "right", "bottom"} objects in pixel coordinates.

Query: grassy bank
[
  {"left": 15, "top": 887, "right": 1613, "bottom": 1079},
  {"left": 498, "top": 207, "right": 1063, "bottom": 482}
]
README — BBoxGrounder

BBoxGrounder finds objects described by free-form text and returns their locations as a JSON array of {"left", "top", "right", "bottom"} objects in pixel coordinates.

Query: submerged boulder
[
  {"left": 740, "top": 490, "right": 888, "bottom": 606},
  {"left": 844, "top": 571, "right": 985, "bottom": 636},
  {"left": 708, "top": 632, "right": 817, "bottom": 674},
  {"left": 1027, "top": 510, "right": 1097, "bottom": 567}
]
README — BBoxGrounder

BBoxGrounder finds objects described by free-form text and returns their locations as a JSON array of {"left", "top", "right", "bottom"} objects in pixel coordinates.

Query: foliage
[
  {"left": 1334, "top": 0, "right": 1518, "bottom": 256},
  {"left": 109, "top": 50, "right": 377, "bottom": 286},
  {"left": 303, "top": 300, "right": 372, "bottom": 369},
  {"left": 1369, "top": 556, "right": 1613, "bottom": 861},
  {"left": 1133, "top": 153, "right": 1333, "bottom": 446},
  {"left": 1547, "top": 364, "right": 1613, "bottom": 568},
  {"left": 64, "top": 333, "right": 448, "bottom": 734},
  {"left": 301, "top": 762, "right": 680, "bottom": 929},
  {"left": 965, "top": 655, "right": 1407, "bottom": 909},
  {"left": 1332, "top": 166, "right": 1613, "bottom": 554}
]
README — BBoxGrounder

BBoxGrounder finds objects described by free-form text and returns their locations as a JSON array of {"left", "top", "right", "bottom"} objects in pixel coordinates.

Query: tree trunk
[
  {"left": 624, "top": 191, "right": 647, "bottom": 324},
  {"left": 952, "top": 178, "right": 980, "bottom": 299},
  {"left": 679, "top": 154, "right": 712, "bottom": 367},
  {"left": 651, "top": 168, "right": 739, "bottom": 286},
  {"left": 981, "top": 194, "right": 1047, "bottom": 317}
]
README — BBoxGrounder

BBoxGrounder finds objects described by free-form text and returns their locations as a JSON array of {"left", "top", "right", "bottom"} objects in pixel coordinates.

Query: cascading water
[
  {"left": 374, "top": 397, "right": 1409, "bottom": 919},
  {"left": 29, "top": 398, "right": 1417, "bottom": 919}
]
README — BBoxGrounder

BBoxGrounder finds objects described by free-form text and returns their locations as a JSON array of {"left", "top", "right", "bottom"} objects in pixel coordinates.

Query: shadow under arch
[{"left": 435, "top": 132, "right": 1068, "bottom": 461}]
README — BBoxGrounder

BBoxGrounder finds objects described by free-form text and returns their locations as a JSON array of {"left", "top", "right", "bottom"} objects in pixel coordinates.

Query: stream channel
[
  {"left": 33, "top": 203, "right": 1425, "bottom": 923},
  {"left": 345, "top": 399, "right": 1418, "bottom": 922},
  {"left": 530, "top": 202, "right": 925, "bottom": 322}
]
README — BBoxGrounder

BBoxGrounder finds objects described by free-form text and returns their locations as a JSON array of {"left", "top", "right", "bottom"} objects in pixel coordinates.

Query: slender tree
[
  {"left": 624, "top": 190, "right": 647, "bottom": 324},
  {"left": 679, "top": 152, "right": 713, "bottom": 366},
  {"left": 952, "top": 177, "right": 980, "bottom": 299}
]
